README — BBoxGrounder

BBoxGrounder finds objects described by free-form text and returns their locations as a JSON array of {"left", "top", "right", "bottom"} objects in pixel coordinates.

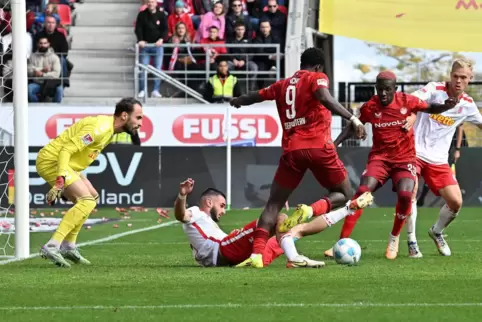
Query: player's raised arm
[
  {"left": 230, "top": 91, "right": 265, "bottom": 108},
  {"left": 174, "top": 178, "right": 195, "bottom": 223},
  {"left": 418, "top": 97, "right": 459, "bottom": 114}
]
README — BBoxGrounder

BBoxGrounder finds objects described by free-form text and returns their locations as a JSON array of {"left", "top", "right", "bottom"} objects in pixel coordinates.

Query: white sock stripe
[{"left": 220, "top": 228, "right": 254, "bottom": 246}]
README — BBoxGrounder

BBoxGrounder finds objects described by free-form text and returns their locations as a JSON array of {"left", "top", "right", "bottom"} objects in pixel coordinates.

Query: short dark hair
[
  {"left": 200, "top": 188, "right": 226, "bottom": 200},
  {"left": 37, "top": 37, "right": 49, "bottom": 44},
  {"left": 234, "top": 21, "right": 245, "bottom": 29},
  {"left": 300, "top": 47, "right": 325, "bottom": 69},
  {"left": 114, "top": 97, "right": 142, "bottom": 116},
  {"left": 209, "top": 25, "right": 219, "bottom": 31}
]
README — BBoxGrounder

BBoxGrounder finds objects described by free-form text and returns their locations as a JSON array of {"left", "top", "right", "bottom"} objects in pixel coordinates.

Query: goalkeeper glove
[{"left": 46, "top": 176, "right": 65, "bottom": 206}]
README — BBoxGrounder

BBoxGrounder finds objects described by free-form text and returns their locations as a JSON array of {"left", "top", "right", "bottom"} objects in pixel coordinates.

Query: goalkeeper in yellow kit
[{"left": 37, "top": 97, "right": 143, "bottom": 268}]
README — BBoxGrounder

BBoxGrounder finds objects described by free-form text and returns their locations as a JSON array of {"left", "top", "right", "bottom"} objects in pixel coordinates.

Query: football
[{"left": 333, "top": 238, "right": 362, "bottom": 265}]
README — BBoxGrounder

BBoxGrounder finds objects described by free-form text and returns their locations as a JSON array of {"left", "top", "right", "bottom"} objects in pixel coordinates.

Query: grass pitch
[{"left": 1, "top": 207, "right": 482, "bottom": 322}]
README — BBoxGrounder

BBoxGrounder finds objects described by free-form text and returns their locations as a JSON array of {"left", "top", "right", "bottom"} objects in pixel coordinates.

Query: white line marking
[
  {"left": 0, "top": 221, "right": 178, "bottom": 265},
  {"left": 1, "top": 303, "right": 482, "bottom": 310},
  {"left": 91, "top": 239, "right": 480, "bottom": 247}
]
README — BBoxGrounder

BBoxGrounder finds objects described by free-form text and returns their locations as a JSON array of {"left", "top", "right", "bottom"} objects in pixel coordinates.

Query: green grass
[{"left": 1, "top": 207, "right": 482, "bottom": 322}]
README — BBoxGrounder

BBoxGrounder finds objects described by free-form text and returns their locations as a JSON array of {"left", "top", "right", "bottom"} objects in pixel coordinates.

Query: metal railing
[{"left": 134, "top": 42, "right": 282, "bottom": 99}]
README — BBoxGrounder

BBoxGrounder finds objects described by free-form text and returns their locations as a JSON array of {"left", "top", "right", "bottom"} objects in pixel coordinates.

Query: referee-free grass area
[{"left": 1, "top": 207, "right": 482, "bottom": 322}]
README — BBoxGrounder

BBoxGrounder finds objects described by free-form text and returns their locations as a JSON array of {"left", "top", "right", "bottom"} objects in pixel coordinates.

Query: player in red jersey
[
  {"left": 229, "top": 47, "right": 369, "bottom": 268},
  {"left": 322, "top": 71, "right": 458, "bottom": 260}
]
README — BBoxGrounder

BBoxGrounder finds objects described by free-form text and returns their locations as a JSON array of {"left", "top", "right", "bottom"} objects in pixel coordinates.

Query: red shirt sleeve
[
  {"left": 258, "top": 80, "right": 281, "bottom": 101},
  {"left": 407, "top": 93, "right": 429, "bottom": 113},
  {"left": 310, "top": 72, "right": 329, "bottom": 93},
  {"left": 358, "top": 102, "right": 371, "bottom": 124}
]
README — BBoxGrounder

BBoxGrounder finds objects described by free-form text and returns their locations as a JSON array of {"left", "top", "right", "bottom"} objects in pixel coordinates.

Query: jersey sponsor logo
[
  {"left": 81, "top": 133, "right": 93, "bottom": 146},
  {"left": 429, "top": 114, "right": 455, "bottom": 126},
  {"left": 317, "top": 78, "right": 328, "bottom": 87},
  {"left": 172, "top": 114, "right": 279, "bottom": 144},
  {"left": 456, "top": 0, "right": 478, "bottom": 10},
  {"left": 373, "top": 119, "right": 405, "bottom": 128},
  {"left": 45, "top": 114, "right": 154, "bottom": 144}
]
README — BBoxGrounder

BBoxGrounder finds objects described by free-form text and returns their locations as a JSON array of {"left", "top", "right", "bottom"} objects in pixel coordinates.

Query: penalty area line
[
  {"left": 0, "top": 221, "right": 178, "bottom": 266},
  {"left": 1, "top": 302, "right": 482, "bottom": 310}
]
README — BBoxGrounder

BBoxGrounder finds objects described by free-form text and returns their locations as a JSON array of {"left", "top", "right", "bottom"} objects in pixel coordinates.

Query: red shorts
[
  {"left": 363, "top": 159, "right": 417, "bottom": 191},
  {"left": 274, "top": 146, "right": 347, "bottom": 190},
  {"left": 219, "top": 220, "right": 283, "bottom": 266},
  {"left": 415, "top": 158, "right": 458, "bottom": 196}
]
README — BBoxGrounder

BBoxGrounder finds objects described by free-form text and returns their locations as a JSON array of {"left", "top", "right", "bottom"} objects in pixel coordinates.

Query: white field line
[
  {"left": 1, "top": 302, "right": 482, "bottom": 311},
  {"left": 0, "top": 221, "right": 178, "bottom": 265},
  {"left": 89, "top": 239, "right": 482, "bottom": 246}
]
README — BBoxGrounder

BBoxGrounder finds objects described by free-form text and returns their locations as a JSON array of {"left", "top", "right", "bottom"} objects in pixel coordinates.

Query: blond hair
[{"left": 451, "top": 59, "right": 473, "bottom": 73}]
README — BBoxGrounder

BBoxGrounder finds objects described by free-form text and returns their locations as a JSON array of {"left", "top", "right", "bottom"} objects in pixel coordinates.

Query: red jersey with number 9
[{"left": 258, "top": 70, "right": 333, "bottom": 152}]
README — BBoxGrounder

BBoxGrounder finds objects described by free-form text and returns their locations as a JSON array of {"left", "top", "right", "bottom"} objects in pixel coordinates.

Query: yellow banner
[{"left": 319, "top": 0, "right": 482, "bottom": 52}]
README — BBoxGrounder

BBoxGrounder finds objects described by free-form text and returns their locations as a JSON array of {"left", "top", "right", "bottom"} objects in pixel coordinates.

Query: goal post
[{"left": 12, "top": 0, "right": 30, "bottom": 259}]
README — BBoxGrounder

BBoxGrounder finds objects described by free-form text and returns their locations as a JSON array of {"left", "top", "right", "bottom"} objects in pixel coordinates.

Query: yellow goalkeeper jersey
[{"left": 40, "top": 115, "right": 115, "bottom": 172}]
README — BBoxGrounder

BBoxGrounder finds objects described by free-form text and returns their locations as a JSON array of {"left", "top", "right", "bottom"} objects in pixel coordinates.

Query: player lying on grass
[
  {"left": 400, "top": 59, "right": 482, "bottom": 258},
  {"left": 37, "top": 97, "right": 143, "bottom": 268},
  {"left": 321, "top": 71, "right": 459, "bottom": 260},
  {"left": 174, "top": 178, "right": 326, "bottom": 268},
  {"left": 229, "top": 47, "right": 367, "bottom": 268}
]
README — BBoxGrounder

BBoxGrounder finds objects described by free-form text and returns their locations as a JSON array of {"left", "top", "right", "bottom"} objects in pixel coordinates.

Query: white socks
[
  {"left": 406, "top": 199, "right": 417, "bottom": 242},
  {"left": 433, "top": 204, "right": 458, "bottom": 234},
  {"left": 280, "top": 234, "right": 299, "bottom": 261},
  {"left": 46, "top": 239, "right": 61, "bottom": 249},
  {"left": 61, "top": 241, "right": 76, "bottom": 250},
  {"left": 321, "top": 204, "right": 353, "bottom": 227}
]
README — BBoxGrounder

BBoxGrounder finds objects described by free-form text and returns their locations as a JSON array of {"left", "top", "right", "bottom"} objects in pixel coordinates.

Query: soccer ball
[{"left": 333, "top": 238, "right": 361, "bottom": 265}]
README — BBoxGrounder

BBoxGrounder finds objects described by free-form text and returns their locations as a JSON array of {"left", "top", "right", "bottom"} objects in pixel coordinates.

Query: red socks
[
  {"left": 391, "top": 190, "right": 412, "bottom": 236},
  {"left": 340, "top": 209, "right": 363, "bottom": 238},
  {"left": 262, "top": 236, "right": 284, "bottom": 266},
  {"left": 252, "top": 228, "right": 270, "bottom": 254},
  {"left": 310, "top": 198, "right": 332, "bottom": 217}
]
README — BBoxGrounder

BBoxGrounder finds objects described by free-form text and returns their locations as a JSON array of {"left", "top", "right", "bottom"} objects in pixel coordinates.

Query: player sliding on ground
[
  {"left": 174, "top": 178, "right": 325, "bottom": 268},
  {"left": 321, "top": 71, "right": 459, "bottom": 260},
  {"left": 230, "top": 47, "right": 368, "bottom": 268},
  {"left": 401, "top": 59, "right": 482, "bottom": 258},
  {"left": 37, "top": 97, "right": 143, "bottom": 268}
]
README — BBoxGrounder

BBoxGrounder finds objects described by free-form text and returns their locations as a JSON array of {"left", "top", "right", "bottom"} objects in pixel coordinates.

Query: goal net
[{"left": 0, "top": 0, "right": 30, "bottom": 262}]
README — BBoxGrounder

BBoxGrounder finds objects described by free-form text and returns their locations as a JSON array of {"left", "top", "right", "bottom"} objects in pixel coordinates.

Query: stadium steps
[{"left": 65, "top": 0, "right": 140, "bottom": 103}]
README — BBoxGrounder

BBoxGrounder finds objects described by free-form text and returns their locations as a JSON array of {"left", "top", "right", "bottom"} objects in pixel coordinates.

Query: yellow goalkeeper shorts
[{"left": 36, "top": 155, "right": 81, "bottom": 188}]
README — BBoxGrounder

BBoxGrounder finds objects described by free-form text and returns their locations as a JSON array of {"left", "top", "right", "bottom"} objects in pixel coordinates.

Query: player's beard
[
  {"left": 210, "top": 208, "right": 220, "bottom": 222},
  {"left": 130, "top": 131, "right": 141, "bottom": 146}
]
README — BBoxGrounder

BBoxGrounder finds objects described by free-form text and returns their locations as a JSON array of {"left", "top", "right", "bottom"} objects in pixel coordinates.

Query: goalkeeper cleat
[
  {"left": 348, "top": 192, "right": 374, "bottom": 211},
  {"left": 324, "top": 247, "right": 334, "bottom": 258},
  {"left": 61, "top": 248, "right": 91, "bottom": 265},
  {"left": 40, "top": 245, "right": 71, "bottom": 268},
  {"left": 235, "top": 253, "right": 264, "bottom": 268},
  {"left": 286, "top": 255, "right": 325, "bottom": 268},
  {"left": 278, "top": 204, "right": 313, "bottom": 233}
]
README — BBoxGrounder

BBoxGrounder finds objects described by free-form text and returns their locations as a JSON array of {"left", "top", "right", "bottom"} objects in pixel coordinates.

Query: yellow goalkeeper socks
[
  {"left": 63, "top": 195, "right": 99, "bottom": 247},
  {"left": 49, "top": 196, "right": 97, "bottom": 249}
]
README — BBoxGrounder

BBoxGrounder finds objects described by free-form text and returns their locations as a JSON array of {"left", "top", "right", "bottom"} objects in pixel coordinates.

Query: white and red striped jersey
[
  {"left": 182, "top": 206, "right": 227, "bottom": 267},
  {"left": 411, "top": 82, "right": 482, "bottom": 165}
]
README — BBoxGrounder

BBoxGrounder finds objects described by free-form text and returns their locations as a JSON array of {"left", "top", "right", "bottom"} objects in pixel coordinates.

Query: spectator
[
  {"left": 261, "top": 0, "right": 286, "bottom": 46},
  {"left": 198, "top": 26, "right": 226, "bottom": 70},
  {"left": 203, "top": 57, "right": 241, "bottom": 103},
  {"left": 33, "top": 15, "right": 70, "bottom": 85},
  {"left": 252, "top": 20, "right": 282, "bottom": 86},
  {"left": 135, "top": 0, "right": 168, "bottom": 98},
  {"left": 166, "top": 22, "right": 198, "bottom": 71},
  {"left": 31, "top": 4, "right": 61, "bottom": 35},
  {"left": 164, "top": 0, "right": 204, "bottom": 16},
  {"left": 226, "top": 21, "right": 258, "bottom": 91},
  {"left": 27, "top": 37, "right": 62, "bottom": 103},
  {"left": 168, "top": 1, "right": 195, "bottom": 39},
  {"left": 139, "top": 0, "right": 163, "bottom": 11},
  {"left": 194, "top": 1, "right": 225, "bottom": 42},
  {"left": 225, "top": 0, "right": 253, "bottom": 39}
]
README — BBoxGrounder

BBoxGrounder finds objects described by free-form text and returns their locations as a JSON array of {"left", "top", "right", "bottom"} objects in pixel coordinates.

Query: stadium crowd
[
  {"left": 0, "top": 0, "right": 76, "bottom": 103},
  {"left": 135, "top": 0, "right": 289, "bottom": 101}
]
